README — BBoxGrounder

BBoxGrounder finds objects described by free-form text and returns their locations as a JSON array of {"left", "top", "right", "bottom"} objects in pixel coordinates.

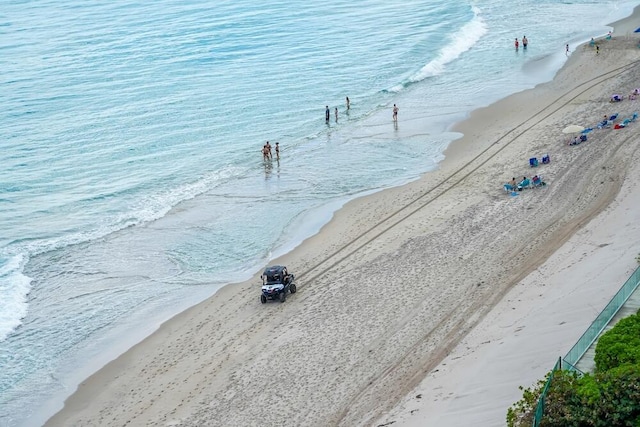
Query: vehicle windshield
[{"left": 263, "top": 274, "right": 282, "bottom": 284}]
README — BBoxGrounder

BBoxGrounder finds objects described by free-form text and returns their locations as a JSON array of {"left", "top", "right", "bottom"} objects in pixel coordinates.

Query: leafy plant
[
  {"left": 506, "top": 378, "right": 547, "bottom": 427},
  {"left": 508, "top": 310, "right": 640, "bottom": 426},
  {"left": 594, "top": 311, "right": 640, "bottom": 372}
]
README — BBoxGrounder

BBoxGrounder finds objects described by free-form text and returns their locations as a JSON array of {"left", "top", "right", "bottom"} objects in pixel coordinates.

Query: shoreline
[
  {"left": 381, "top": 8, "right": 640, "bottom": 426},
  {"left": 43, "top": 9, "right": 640, "bottom": 427}
]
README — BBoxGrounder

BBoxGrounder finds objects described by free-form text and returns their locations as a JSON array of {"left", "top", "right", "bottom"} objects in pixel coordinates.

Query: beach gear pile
[
  {"left": 503, "top": 95, "right": 638, "bottom": 196},
  {"left": 503, "top": 153, "right": 549, "bottom": 196},
  {"left": 596, "top": 111, "right": 637, "bottom": 130}
]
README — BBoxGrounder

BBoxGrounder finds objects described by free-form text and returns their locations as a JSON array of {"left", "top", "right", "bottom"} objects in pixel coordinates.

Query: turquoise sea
[{"left": 0, "top": 0, "right": 634, "bottom": 425}]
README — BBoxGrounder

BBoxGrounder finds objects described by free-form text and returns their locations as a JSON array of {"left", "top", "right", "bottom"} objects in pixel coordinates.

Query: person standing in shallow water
[
  {"left": 346, "top": 96, "right": 350, "bottom": 110},
  {"left": 264, "top": 141, "right": 273, "bottom": 159},
  {"left": 335, "top": 107, "right": 338, "bottom": 123},
  {"left": 522, "top": 36, "right": 528, "bottom": 49},
  {"left": 514, "top": 38, "right": 519, "bottom": 50},
  {"left": 392, "top": 104, "right": 398, "bottom": 122},
  {"left": 325, "top": 105, "right": 330, "bottom": 123}
]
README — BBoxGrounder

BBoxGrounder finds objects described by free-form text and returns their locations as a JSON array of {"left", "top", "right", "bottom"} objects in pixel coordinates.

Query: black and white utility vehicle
[{"left": 260, "top": 265, "right": 296, "bottom": 303}]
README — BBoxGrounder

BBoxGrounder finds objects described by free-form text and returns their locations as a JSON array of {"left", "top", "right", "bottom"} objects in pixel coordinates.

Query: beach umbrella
[{"left": 562, "top": 124, "right": 585, "bottom": 134}]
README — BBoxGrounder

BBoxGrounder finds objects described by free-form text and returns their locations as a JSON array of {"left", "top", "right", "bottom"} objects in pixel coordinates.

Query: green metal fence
[
  {"left": 564, "top": 264, "right": 640, "bottom": 367},
  {"left": 531, "top": 263, "right": 640, "bottom": 426},
  {"left": 532, "top": 358, "right": 561, "bottom": 427}
]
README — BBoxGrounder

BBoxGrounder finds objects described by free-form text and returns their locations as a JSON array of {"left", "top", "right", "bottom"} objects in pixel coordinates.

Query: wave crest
[
  {"left": 0, "top": 254, "right": 31, "bottom": 341},
  {"left": 388, "top": 5, "right": 488, "bottom": 93}
]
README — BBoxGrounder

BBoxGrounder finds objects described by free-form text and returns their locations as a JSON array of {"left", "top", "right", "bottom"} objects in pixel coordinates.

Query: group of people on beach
[
  {"left": 508, "top": 175, "right": 543, "bottom": 191},
  {"left": 264, "top": 96, "right": 400, "bottom": 161},
  {"left": 262, "top": 141, "right": 279, "bottom": 161},
  {"left": 514, "top": 36, "right": 528, "bottom": 50},
  {"left": 325, "top": 97, "right": 353, "bottom": 124},
  {"left": 325, "top": 96, "right": 398, "bottom": 124}
]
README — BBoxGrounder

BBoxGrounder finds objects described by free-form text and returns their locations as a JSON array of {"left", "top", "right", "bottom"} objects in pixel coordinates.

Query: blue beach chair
[
  {"left": 503, "top": 183, "right": 518, "bottom": 196},
  {"left": 518, "top": 178, "right": 531, "bottom": 190},
  {"left": 529, "top": 157, "right": 539, "bottom": 167}
]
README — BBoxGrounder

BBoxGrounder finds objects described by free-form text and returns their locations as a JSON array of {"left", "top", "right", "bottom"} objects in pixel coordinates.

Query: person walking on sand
[
  {"left": 325, "top": 105, "right": 330, "bottom": 123},
  {"left": 522, "top": 36, "right": 528, "bottom": 49},
  {"left": 392, "top": 104, "right": 398, "bottom": 122},
  {"left": 335, "top": 107, "right": 338, "bottom": 123},
  {"left": 346, "top": 96, "right": 350, "bottom": 110},
  {"left": 514, "top": 37, "right": 519, "bottom": 50}
]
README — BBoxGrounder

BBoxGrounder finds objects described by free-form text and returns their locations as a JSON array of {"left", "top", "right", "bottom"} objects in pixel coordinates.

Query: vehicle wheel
[
  {"left": 260, "top": 294, "right": 267, "bottom": 304},
  {"left": 279, "top": 292, "right": 286, "bottom": 303},
  {"left": 290, "top": 283, "right": 297, "bottom": 294}
]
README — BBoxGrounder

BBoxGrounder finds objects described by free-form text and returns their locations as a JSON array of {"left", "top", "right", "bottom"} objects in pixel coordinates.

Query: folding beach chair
[
  {"left": 518, "top": 178, "right": 531, "bottom": 190},
  {"left": 529, "top": 157, "right": 539, "bottom": 167},
  {"left": 503, "top": 183, "right": 518, "bottom": 196},
  {"left": 542, "top": 154, "right": 550, "bottom": 164},
  {"left": 532, "top": 175, "right": 546, "bottom": 187}
]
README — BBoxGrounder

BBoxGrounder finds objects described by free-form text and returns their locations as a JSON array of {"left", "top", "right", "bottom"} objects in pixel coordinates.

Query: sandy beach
[{"left": 44, "top": 11, "right": 640, "bottom": 427}]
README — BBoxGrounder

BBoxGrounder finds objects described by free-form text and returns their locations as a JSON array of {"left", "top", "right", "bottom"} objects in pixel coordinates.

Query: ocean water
[{"left": 0, "top": 0, "right": 634, "bottom": 425}]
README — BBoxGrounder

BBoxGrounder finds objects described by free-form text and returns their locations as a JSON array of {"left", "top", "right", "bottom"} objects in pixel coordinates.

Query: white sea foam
[
  {"left": 0, "top": 254, "right": 31, "bottom": 341},
  {"left": 115, "top": 166, "right": 248, "bottom": 230},
  {"left": 416, "top": 6, "right": 487, "bottom": 79},
  {"left": 388, "top": 5, "right": 488, "bottom": 93}
]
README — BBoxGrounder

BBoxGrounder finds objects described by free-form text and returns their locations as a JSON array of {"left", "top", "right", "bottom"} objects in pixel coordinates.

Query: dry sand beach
[{"left": 45, "top": 12, "right": 640, "bottom": 427}]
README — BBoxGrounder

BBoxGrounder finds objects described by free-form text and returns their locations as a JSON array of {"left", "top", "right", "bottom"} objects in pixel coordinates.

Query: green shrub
[
  {"left": 594, "top": 311, "right": 640, "bottom": 372},
  {"left": 536, "top": 367, "right": 640, "bottom": 427},
  {"left": 509, "top": 310, "right": 640, "bottom": 426},
  {"left": 506, "top": 377, "right": 546, "bottom": 427}
]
